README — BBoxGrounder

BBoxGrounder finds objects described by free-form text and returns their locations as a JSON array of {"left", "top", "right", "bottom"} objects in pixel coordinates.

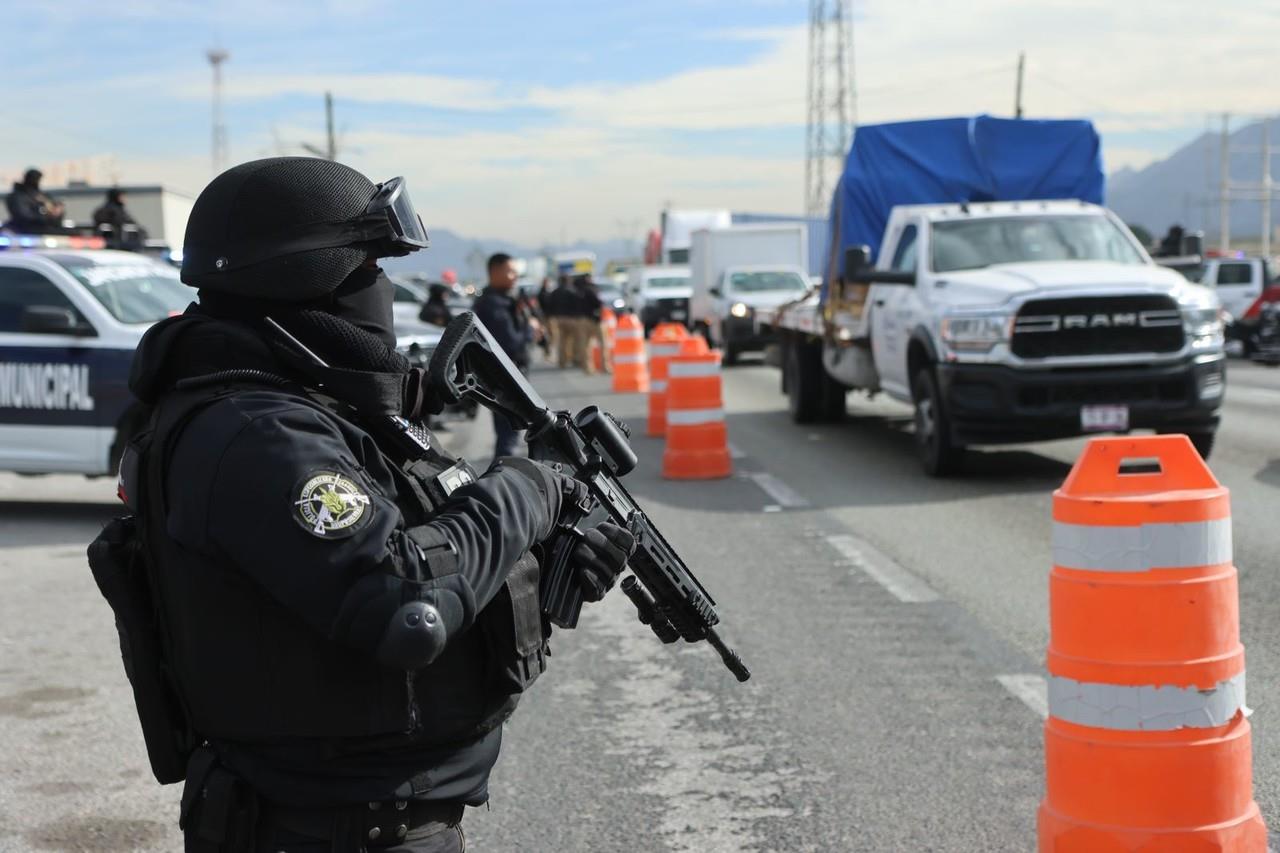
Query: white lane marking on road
[
  {"left": 996, "top": 674, "right": 1049, "bottom": 719},
  {"left": 727, "top": 441, "right": 746, "bottom": 460},
  {"left": 747, "top": 472, "right": 810, "bottom": 508},
  {"left": 825, "top": 533, "right": 939, "bottom": 603}
]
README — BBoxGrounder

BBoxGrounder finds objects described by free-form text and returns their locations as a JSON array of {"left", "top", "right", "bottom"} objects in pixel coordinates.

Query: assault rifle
[{"left": 428, "top": 312, "right": 750, "bottom": 682}]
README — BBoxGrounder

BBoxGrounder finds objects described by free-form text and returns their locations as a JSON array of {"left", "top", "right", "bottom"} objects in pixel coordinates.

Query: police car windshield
[
  {"left": 55, "top": 257, "right": 191, "bottom": 324},
  {"left": 931, "top": 215, "right": 1146, "bottom": 273}
]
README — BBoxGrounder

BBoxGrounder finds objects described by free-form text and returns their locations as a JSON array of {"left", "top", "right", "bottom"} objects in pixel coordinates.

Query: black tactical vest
[{"left": 125, "top": 377, "right": 548, "bottom": 760}]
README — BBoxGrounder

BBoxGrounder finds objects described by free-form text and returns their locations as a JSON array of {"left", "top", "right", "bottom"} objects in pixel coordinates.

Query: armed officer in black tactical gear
[{"left": 117, "top": 157, "right": 634, "bottom": 851}]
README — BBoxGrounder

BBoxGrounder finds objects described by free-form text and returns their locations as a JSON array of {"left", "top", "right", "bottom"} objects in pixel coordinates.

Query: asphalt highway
[{"left": 0, "top": 357, "right": 1276, "bottom": 851}]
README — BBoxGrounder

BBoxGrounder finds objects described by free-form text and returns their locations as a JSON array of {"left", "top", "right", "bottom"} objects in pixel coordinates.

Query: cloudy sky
[{"left": 3, "top": 0, "right": 1276, "bottom": 244}]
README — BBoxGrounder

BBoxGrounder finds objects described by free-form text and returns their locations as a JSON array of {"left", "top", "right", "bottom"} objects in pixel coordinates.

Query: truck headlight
[
  {"left": 730, "top": 302, "right": 751, "bottom": 318},
  {"left": 1182, "top": 306, "right": 1224, "bottom": 350},
  {"left": 939, "top": 312, "right": 1011, "bottom": 352}
]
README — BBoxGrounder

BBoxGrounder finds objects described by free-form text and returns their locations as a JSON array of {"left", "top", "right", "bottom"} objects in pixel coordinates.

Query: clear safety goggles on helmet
[
  {"left": 365, "top": 176, "right": 429, "bottom": 252},
  {"left": 194, "top": 175, "right": 430, "bottom": 275}
]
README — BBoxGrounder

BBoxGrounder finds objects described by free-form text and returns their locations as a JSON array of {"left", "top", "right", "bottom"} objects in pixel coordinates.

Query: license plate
[
  {"left": 1081, "top": 404, "right": 1129, "bottom": 432},
  {"left": 669, "top": 309, "right": 686, "bottom": 320}
]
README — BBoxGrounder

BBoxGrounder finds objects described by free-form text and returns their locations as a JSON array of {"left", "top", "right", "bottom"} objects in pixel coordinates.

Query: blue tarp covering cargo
[{"left": 827, "top": 115, "right": 1105, "bottom": 290}]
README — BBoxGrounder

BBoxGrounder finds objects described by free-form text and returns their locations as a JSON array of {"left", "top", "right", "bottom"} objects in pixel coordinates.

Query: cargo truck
[
  {"left": 763, "top": 117, "right": 1225, "bottom": 476},
  {"left": 689, "top": 223, "right": 809, "bottom": 364}
]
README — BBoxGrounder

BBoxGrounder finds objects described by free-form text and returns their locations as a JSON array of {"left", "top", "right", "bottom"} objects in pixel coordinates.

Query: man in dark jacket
[
  {"left": 114, "top": 158, "right": 632, "bottom": 851},
  {"left": 4, "top": 168, "right": 65, "bottom": 233},
  {"left": 471, "top": 253, "right": 535, "bottom": 457},
  {"left": 92, "top": 187, "right": 147, "bottom": 245}
]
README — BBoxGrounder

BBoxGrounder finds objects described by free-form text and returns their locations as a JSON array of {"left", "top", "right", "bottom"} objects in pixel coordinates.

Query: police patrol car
[{"left": 0, "top": 234, "right": 191, "bottom": 476}]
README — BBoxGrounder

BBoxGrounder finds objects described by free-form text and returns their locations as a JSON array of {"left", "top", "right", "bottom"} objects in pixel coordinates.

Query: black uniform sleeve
[{"left": 181, "top": 398, "right": 556, "bottom": 661}]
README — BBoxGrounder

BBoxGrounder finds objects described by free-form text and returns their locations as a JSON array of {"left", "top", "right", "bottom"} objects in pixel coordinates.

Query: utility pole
[
  {"left": 1227, "top": 116, "right": 1280, "bottom": 257},
  {"left": 301, "top": 92, "right": 340, "bottom": 160},
  {"left": 325, "top": 92, "right": 336, "bottom": 160},
  {"left": 1014, "top": 52, "right": 1025, "bottom": 119},
  {"left": 1263, "top": 119, "right": 1273, "bottom": 258},
  {"left": 206, "top": 48, "right": 230, "bottom": 174},
  {"left": 805, "top": 0, "right": 856, "bottom": 216},
  {"left": 1219, "top": 113, "right": 1231, "bottom": 252}
]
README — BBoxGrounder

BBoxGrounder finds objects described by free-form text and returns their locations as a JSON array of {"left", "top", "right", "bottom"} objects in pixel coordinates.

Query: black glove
[{"left": 572, "top": 522, "right": 635, "bottom": 601}]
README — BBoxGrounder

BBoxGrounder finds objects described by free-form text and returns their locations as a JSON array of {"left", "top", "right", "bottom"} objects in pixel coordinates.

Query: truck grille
[{"left": 1011, "top": 295, "right": 1184, "bottom": 359}]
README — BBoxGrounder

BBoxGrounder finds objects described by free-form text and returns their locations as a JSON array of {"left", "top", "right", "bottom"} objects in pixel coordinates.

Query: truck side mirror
[
  {"left": 844, "top": 245, "right": 871, "bottom": 273},
  {"left": 843, "top": 245, "right": 916, "bottom": 286},
  {"left": 709, "top": 286, "right": 723, "bottom": 298}
]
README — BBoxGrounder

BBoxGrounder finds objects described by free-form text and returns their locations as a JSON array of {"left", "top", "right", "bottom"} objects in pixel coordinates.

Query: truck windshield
[
  {"left": 58, "top": 258, "right": 192, "bottom": 324},
  {"left": 646, "top": 276, "right": 689, "bottom": 290},
  {"left": 727, "top": 271, "right": 808, "bottom": 293},
  {"left": 931, "top": 215, "right": 1145, "bottom": 272}
]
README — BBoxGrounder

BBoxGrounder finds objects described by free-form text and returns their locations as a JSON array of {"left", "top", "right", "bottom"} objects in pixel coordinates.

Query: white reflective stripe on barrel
[
  {"left": 668, "top": 360, "right": 720, "bottom": 378},
  {"left": 650, "top": 343, "right": 681, "bottom": 357},
  {"left": 1047, "top": 672, "right": 1245, "bottom": 730},
  {"left": 1051, "top": 518, "right": 1232, "bottom": 571},
  {"left": 650, "top": 380, "right": 668, "bottom": 392},
  {"left": 667, "top": 407, "right": 724, "bottom": 425},
  {"left": 615, "top": 329, "right": 644, "bottom": 340},
  {"left": 614, "top": 354, "right": 645, "bottom": 364}
]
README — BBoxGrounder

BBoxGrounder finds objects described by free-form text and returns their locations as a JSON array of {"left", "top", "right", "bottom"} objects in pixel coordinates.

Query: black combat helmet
[{"left": 181, "top": 157, "right": 429, "bottom": 301}]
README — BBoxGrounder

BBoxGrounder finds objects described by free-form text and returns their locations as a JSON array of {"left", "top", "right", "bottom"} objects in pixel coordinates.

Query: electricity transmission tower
[
  {"left": 805, "top": 0, "right": 856, "bottom": 216},
  {"left": 207, "top": 48, "right": 230, "bottom": 174}
]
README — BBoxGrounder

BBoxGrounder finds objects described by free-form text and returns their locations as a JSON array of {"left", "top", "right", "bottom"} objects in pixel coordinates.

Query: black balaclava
[{"left": 329, "top": 265, "right": 396, "bottom": 348}]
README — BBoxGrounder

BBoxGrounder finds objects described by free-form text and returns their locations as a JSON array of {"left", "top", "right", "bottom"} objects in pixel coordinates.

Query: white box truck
[{"left": 689, "top": 224, "right": 810, "bottom": 364}]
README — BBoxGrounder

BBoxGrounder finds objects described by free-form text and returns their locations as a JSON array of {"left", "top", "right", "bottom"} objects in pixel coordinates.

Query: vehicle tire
[
  {"left": 911, "top": 366, "right": 964, "bottom": 477},
  {"left": 722, "top": 343, "right": 740, "bottom": 366},
  {"left": 820, "top": 371, "right": 847, "bottom": 421},
  {"left": 779, "top": 341, "right": 791, "bottom": 394},
  {"left": 786, "top": 339, "right": 824, "bottom": 424}
]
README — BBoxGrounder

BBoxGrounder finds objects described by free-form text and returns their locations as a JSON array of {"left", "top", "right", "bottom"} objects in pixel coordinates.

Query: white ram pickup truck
[{"left": 765, "top": 201, "right": 1226, "bottom": 475}]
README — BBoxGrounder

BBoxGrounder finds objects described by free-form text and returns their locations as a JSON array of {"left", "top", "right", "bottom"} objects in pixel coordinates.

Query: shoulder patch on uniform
[{"left": 292, "top": 471, "right": 372, "bottom": 539}]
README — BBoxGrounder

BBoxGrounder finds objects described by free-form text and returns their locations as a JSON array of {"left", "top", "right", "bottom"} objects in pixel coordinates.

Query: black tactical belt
[{"left": 262, "top": 798, "right": 464, "bottom": 847}]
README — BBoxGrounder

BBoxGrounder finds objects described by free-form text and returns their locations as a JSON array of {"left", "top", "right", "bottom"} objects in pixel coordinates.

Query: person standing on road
[
  {"left": 542, "top": 275, "right": 572, "bottom": 368},
  {"left": 567, "top": 275, "right": 599, "bottom": 374},
  {"left": 472, "top": 252, "right": 536, "bottom": 456},
  {"left": 581, "top": 275, "right": 608, "bottom": 374},
  {"left": 108, "top": 158, "right": 633, "bottom": 852}
]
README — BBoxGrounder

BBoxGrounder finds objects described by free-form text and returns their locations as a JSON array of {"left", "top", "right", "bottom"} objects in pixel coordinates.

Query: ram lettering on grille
[{"left": 1015, "top": 311, "right": 1181, "bottom": 333}]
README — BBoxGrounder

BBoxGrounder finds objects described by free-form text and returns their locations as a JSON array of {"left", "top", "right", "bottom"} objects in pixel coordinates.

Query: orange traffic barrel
[
  {"left": 662, "top": 340, "right": 730, "bottom": 479},
  {"left": 646, "top": 325, "right": 688, "bottom": 437},
  {"left": 1040, "top": 435, "right": 1266, "bottom": 851},
  {"left": 590, "top": 336, "right": 603, "bottom": 373},
  {"left": 611, "top": 313, "right": 649, "bottom": 393},
  {"left": 650, "top": 321, "right": 689, "bottom": 341},
  {"left": 599, "top": 307, "right": 617, "bottom": 372}
]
